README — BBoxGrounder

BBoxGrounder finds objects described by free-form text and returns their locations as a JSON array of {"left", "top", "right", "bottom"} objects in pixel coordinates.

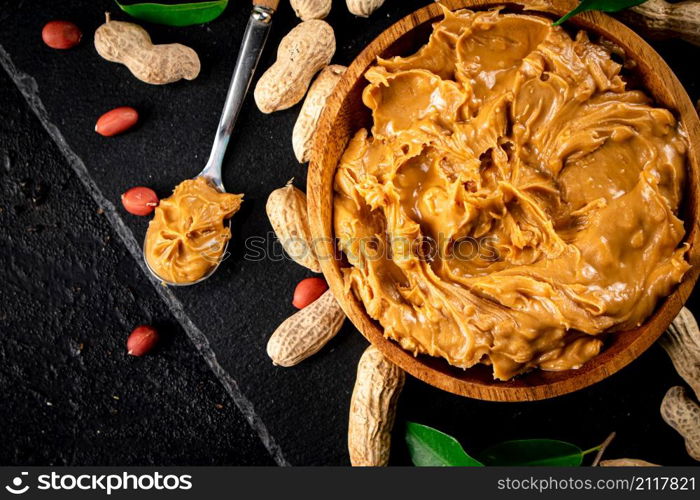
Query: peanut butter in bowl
[
  {"left": 144, "top": 176, "right": 243, "bottom": 285},
  {"left": 333, "top": 8, "right": 691, "bottom": 381}
]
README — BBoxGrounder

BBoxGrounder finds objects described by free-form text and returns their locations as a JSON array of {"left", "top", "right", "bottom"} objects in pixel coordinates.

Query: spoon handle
[{"left": 201, "top": 2, "right": 278, "bottom": 187}]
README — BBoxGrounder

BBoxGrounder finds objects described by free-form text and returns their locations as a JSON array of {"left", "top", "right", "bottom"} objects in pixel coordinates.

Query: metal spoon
[{"left": 144, "top": 0, "right": 280, "bottom": 286}]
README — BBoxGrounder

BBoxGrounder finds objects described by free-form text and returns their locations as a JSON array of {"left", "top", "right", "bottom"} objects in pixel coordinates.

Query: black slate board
[
  {"left": 1, "top": 0, "right": 699, "bottom": 465},
  {"left": 0, "top": 68, "right": 274, "bottom": 466}
]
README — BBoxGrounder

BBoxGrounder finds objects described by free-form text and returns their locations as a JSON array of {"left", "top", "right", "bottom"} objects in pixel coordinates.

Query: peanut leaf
[
  {"left": 478, "top": 439, "right": 585, "bottom": 466},
  {"left": 405, "top": 422, "right": 484, "bottom": 467},
  {"left": 115, "top": 0, "right": 228, "bottom": 26},
  {"left": 553, "top": 0, "right": 647, "bottom": 26}
]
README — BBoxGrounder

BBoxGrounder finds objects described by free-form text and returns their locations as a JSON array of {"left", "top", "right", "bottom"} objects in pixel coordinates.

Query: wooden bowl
[{"left": 308, "top": 0, "right": 700, "bottom": 401}]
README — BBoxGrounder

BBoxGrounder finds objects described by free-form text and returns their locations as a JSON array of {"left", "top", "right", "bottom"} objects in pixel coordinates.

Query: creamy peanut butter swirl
[
  {"left": 145, "top": 177, "right": 242, "bottom": 284},
  {"left": 333, "top": 8, "right": 690, "bottom": 380}
]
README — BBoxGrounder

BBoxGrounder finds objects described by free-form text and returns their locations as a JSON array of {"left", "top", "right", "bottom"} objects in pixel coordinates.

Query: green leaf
[
  {"left": 405, "top": 422, "right": 484, "bottom": 467},
  {"left": 478, "top": 439, "right": 585, "bottom": 466},
  {"left": 553, "top": 0, "right": 647, "bottom": 26},
  {"left": 115, "top": 0, "right": 228, "bottom": 27}
]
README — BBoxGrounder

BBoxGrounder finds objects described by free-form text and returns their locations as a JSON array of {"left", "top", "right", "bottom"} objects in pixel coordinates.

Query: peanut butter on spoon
[
  {"left": 141, "top": 0, "right": 282, "bottom": 285},
  {"left": 145, "top": 177, "right": 242, "bottom": 284},
  {"left": 333, "top": 8, "right": 691, "bottom": 380}
]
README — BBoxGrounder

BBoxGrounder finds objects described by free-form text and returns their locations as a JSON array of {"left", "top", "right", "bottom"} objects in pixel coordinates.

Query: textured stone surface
[
  {"left": 0, "top": 68, "right": 274, "bottom": 466},
  {"left": 0, "top": 0, "right": 699, "bottom": 466}
]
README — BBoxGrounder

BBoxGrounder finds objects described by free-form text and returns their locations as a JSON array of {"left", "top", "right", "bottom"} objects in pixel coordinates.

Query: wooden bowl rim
[{"left": 308, "top": 0, "right": 700, "bottom": 401}]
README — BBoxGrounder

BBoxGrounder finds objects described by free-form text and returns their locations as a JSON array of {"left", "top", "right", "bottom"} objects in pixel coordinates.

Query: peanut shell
[
  {"left": 600, "top": 458, "right": 660, "bottom": 467},
  {"left": 348, "top": 345, "right": 405, "bottom": 466},
  {"left": 293, "top": 65, "right": 346, "bottom": 162},
  {"left": 94, "top": 14, "right": 200, "bottom": 85},
  {"left": 267, "top": 290, "right": 345, "bottom": 366},
  {"left": 254, "top": 20, "right": 335, "bottom": 113},
  {"left": 660, "top": 386, "right": 700, "bottom": 461},
  {"left": 266, "top": 182, "right": 321, "bottom": 272},
  {"left": 346, "top": 0, "right": 385, "bottom": 17},
  {"left": 661, "top": 307, "right": 700, "bottom": 400},
  {"left": 291, "top": 0, "right": 332, "bottom": 20}
]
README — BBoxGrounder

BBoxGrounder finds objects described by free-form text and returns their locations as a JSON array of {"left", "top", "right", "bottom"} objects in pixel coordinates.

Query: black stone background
[{"left": 0, "top": 0, "right": 699, "bottom": 466}]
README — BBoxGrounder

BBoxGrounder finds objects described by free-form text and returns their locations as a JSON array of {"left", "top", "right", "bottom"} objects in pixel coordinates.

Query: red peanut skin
[
  {"left": 127, "top": 325, "right": 159, "bottom": 356},
  {"left": 121, "top": 187, "right": 159, "bottom": 216},
  {"left": 293, "top": 277, "right": 329, "bottom": 309},
  {"left": 42, "top": 20, "right": 82, "bottom": 49},
  {"left": 95, "top": 107, "right": 139, "bottom": 137}
]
